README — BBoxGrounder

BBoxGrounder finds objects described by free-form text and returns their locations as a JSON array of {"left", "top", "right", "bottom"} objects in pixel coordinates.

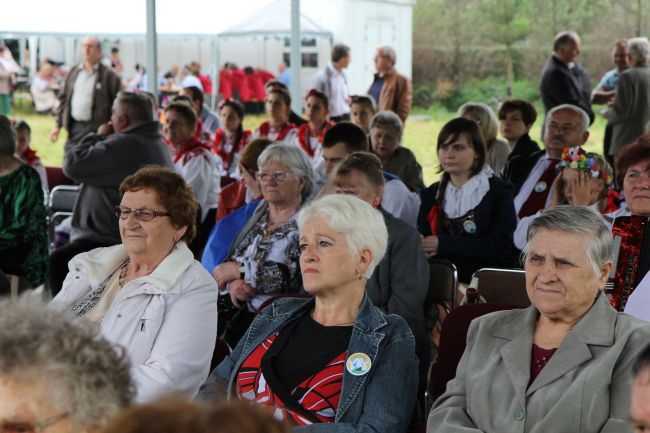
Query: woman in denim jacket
[{"left": 199, "top": 194, "right": 418, "bottom": 433}]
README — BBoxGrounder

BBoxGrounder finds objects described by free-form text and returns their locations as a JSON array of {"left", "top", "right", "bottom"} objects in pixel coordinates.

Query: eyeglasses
[
  {"left": 1, "top": 412, "right": 68, "bottom": 433},
  {"left": 114, "top": 206, "right": 171, "bottom": 222},
  {"left": 256, "top": 171, "right": 296, "bottom": 183}
]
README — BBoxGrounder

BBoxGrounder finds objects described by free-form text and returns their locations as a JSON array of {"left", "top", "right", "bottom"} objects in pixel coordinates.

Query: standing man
[
  {"left": 368, "top": 46, "right": 412, "bottom": 123},
  {"left": 607, "top": 37, "right": 650, "bottom": 161},
  {"left": 503, "top": 104, "right": 590, "bottom": 219},
  {"left": 592, "top": 40, "right": 630, "bottom": 169},
  {"left": 312, "top": 43, "right": 351, "bottom": 122},
  {"left": 540, "top": 31, "right": 594, "bottom": 128},
  {"left": 49, "top": 36, "right": 122, "bottom": 146}
]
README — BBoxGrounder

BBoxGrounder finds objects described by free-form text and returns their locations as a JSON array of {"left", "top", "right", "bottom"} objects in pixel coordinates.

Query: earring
[{"left": 357, "top": 272, "right": 364, "bottom": 281}]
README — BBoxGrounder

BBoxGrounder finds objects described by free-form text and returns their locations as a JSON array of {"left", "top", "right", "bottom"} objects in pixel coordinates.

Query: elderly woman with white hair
[
  {"left": 428, "top": 205, "right": 650, "bottom": 433},
  {"left": 0, "top": 300, "right": 134, "bottom": 433},
  {"left": 607, "top": 36, "right": 650, "bottom": 159},
  {"left": 458, "top": 102, "right": 511, "bottom": 174},
  {"left": 200, "top": 194, "right": 418, "bottom": 432},
  {"left": 369, "top": 110, "right": 424, "bottom": 192},
  {"left": 211, "top": 143, "right": 314, "bottom": 348}
]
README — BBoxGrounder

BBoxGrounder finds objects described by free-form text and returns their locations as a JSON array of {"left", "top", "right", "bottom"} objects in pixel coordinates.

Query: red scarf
[
  {"left": 173, "top": 136, "right": 212, "bottom": 164},
  {"left": 21, "top": 148, "right": 40, "bottom": 166},
  {"left": 427, "top": 204, "right": 440, "bottom": 236},
  {"left": 258, "top": 121, "right": 295, "bottom": 141},
  {"left": 194, "top": 118, "right": 204, "bottom": 139},
  {"left": 603, "top": 190, "right": 621, "bottom": 214},
  {"left": 213, "top": 128, "right": 252, "bottom": 170},
  {"left": 297, "top": 121, "right": 335, "bottom": 157}
]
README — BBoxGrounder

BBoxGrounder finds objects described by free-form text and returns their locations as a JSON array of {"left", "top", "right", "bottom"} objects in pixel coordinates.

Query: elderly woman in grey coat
[{"left": 428, "top": 205, "right": 650, "bottom": 433}]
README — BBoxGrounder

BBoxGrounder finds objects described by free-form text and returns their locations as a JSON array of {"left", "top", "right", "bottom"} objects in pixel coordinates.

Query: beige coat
[{"left": 428, "top": 293, "right": 650, "bottom": 433}]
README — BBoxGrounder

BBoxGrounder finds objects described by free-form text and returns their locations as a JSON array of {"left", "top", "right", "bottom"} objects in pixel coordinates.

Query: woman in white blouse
[
  {"left": 417, "top": 117, "right": 517, "bottom": 283},
  {"left": 164, "top": 100, "right": 221, "bottom": 254}
]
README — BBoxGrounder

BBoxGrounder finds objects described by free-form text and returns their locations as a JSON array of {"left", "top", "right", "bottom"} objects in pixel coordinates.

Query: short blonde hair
[
  {"left": 457, "top": 102, "right": 499, "bottom": 145},
  {"left": 297, "top": 194, "right": 387, "bottom": 278}
]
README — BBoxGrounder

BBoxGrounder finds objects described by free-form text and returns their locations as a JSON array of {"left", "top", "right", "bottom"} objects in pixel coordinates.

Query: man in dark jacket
[
  {"left": 540, "top": 31, "right": 594, "bottom": 128},
  {"left": 49, "top": 92, "right": 174, "bottom": 295},
  {"left": 50, "top": 36, "right": 122, "bottom": 146}
]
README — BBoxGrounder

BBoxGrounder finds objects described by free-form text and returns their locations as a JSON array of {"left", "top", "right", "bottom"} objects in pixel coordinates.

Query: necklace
[
  {"left": 310, "top": 310, "right": 355, "bottom": 327},
  {"left": 118, "top": 260, "right": 130, "bottom": 288}
]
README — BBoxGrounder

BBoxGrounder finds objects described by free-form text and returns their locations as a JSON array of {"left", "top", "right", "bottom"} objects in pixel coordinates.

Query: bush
[{"left": 414, "top": 77, "right": 542, "bottom": 111}]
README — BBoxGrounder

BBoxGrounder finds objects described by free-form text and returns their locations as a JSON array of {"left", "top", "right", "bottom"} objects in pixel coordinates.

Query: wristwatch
[{"left": 239, "top": 264, "right": 246, "bottom": 280}]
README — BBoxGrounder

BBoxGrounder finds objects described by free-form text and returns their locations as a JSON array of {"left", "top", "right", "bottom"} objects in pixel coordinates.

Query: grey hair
[
  {"left": 0, "top": 114, "right": 16, "bottom": 155},
  {"left": 547, "top": 104, "right": 590, "bottom": 133},
  {"left": 0, "top": 300, "right": 134, "bottom": 430},
  {"left": 628, "top": 37, "right": 650, "bottom": 65},
  {"left": 376, "top": 45, "right": 397, "bottom": 64},
  {"left": 523, "top": 205, "right": 612, "bottom": 279},
  {"left": 115, "top": 91, "right": 154, "bottom": 123},
  {"left": 553, "top": 31, "right": 580, "bottom": 52},
  {"left": 369, "top": 110, "right": 404, "bottom": 141},
  {"left": 457, "top": 102, "right": 499, "bottom": 143},
  {"left": 257, "top": 143, "right": 314, "bottom": 201},
  {"left": 83, "top": 35, "right": 102, "bottom": 50},
  {"left": 297, "top": 194, "right": 388, "bottom": 278}
]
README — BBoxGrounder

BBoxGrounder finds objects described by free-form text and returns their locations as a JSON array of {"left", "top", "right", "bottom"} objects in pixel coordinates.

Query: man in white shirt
[
  {"left": 503, "top": 104, "right": 590, "bottom": 221},
  {"left": 50, "top": 36, "right": 122, "bottom": 147},
  {"left": 312, "top": 44, "right": 351, "bottom": 122}
]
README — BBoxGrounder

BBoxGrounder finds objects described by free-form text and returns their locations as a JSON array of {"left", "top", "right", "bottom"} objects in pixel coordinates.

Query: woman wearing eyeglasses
[
  {"left": 51, "top": 166, "right": 218, "bottom": 404},
  {"left": 210, "top": 144, "right": 313, "bottom": 348}
]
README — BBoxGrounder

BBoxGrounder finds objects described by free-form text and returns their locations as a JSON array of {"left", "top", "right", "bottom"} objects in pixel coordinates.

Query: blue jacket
[
  {"left": 199, "top": 295, "right": 419, "bottom": 433},
  {"left": 200, "top": 200, "right": 260, "bottom": 272}
]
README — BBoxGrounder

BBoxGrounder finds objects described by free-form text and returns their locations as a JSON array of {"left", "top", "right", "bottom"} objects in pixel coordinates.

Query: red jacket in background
[
  {"left": 247, "top": 71, "right": 266, "bottom": 101},
  {"left": 231, "top": 69, "right": 250, "bottom": 102},
  {"left": 257, "top": 69, "right": 274, "bottom": 84},
  {"left": 219, "top": 69, "right": 233, "bottom": 100},
  {"left": 199, "top": 74, "right": 212, "bottom": 94}
]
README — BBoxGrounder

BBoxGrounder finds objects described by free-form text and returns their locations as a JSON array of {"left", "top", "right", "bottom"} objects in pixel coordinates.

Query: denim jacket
[{"left": 198, "top": 295, "right": 419, "bottom": 433}]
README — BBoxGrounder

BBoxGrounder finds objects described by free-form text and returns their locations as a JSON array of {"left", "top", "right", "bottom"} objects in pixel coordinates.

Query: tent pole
[
  {"left": 211, "top": 36, "right": 219, "bottom": 112},
  {"left": 145, "top": 0, "right": 158, "bottom": 98},
  {"left": 290, "top": 0, "right": 301, "bottom": 114}
]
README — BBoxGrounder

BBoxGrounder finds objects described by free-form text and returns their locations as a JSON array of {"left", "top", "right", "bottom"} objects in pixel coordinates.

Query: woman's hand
[
  {"left": 422, "top": 235, "right": 439, "bottom": 257},
  {"left": 229, "top": 279, "right": 256, "bottom": 308},
  {"left": 548, "top": 173, "right": 563, "bottom": 209},
  {"left": 568, "top": 170, "right": 592, "bottom": 206},
  {"left": 212, "top": 262, "right": 241, "bottom": 288}
]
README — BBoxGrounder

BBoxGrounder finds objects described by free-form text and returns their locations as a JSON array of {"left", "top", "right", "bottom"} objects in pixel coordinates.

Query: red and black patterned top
[{"left": 236, "top": 314, "right": 352, "bottom": 426}]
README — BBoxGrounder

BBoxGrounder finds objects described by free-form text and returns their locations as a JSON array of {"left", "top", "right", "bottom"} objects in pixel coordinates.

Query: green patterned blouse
[{"left": 0, "top": 164, "right": 48, "bottom": 286}]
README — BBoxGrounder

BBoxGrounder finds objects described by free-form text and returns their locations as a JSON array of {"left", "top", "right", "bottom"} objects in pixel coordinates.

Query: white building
[{"left": 1, "top": 0, "right": 416, "bottom": 101}]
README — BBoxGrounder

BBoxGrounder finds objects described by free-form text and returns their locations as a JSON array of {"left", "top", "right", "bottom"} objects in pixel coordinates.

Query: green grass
[{"left": 10, "top": 97, "right": 607, "bottom": 187}]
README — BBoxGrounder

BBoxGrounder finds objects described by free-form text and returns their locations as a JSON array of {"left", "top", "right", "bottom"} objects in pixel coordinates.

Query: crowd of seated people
[{"left": 4, "top": 31, "right": 650, "bottom": 433}]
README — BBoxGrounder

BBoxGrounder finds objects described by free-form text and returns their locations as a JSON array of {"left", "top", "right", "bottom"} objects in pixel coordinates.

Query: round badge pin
[
  {"left": 346, "top": 352, "right": 372, "bottom": 376},
  {"left": 463, "top": 220, "right": 477, "bottom": 234},
  {"left": 534, "top": 181, "right": 547, "bottom": 193}
]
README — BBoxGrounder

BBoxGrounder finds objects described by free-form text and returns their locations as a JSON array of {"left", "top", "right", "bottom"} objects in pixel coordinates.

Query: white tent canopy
[
  {"left": 0, "top": 0, "right": 275, "bottom": 35},
  {"left": 219, "top": 0, "right": 332, "bottom": 38}
]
